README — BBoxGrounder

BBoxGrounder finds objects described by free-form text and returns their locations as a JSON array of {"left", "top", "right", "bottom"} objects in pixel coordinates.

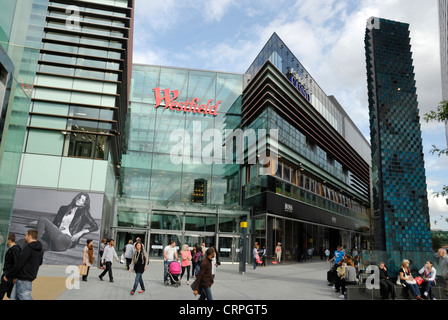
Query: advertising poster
[{"left": 10, "top": 187, "right": 103, "bottom": 266}]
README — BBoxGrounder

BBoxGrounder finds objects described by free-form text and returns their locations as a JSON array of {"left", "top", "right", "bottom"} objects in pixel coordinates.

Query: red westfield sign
[{"left": 153, "top": 87, "right": 221, "bottom": 116}]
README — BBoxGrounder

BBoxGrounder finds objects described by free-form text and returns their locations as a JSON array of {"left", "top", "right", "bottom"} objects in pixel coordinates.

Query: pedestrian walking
[
  {"left": 163, "top": 240, "right": 179, "bottom": 285},
  {"left": 81, "top": 239, "right": 95, "bottom": 281},
  {"left": 124, "top": 239, "right": 134, "bottom": 270},
  {"left": 99, "top": 239, "right": 119, "bottom": 282},
  {"left": 325, "top": 248, "right": 330, "bottom": 263},
  {"left": 210, "top": 245, "right": 220, "bottom": 278},
  {"left": 193, "top": 246, "right": 204, "bottom": 276},
  {"left": 438, "top": 248, "right": 448, "bottom": 295},
  {"left": 129, "top": 242, "right": 149, "bottom": 295},
  {"left": 99, "top": 238, "right": 106, "bottom": 269},
  {"left": 191, "top": 245, "right": 197, "bottom": 278},
  {"left": 180, "top": 244, "right": 192, "bottom": 285},
  {"left": 253, "top": 243, "right": 260, "bottom": 269},
  {"left": 261, "top": 246, "right": 267, "bottom": 267},
  {"left": 193, "top": 247, "right": 215, "bottom": 300},
  {"left": 0, "top": 233, "right": 22, "bottom": 300},
  {"left": 3, "top": 229, "right": 44, "bottom": 300}
]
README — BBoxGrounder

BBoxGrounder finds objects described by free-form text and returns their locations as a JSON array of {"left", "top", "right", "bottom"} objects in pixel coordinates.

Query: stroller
[{"left": 166, "top": 261, "right": 181, "bottom": 287}]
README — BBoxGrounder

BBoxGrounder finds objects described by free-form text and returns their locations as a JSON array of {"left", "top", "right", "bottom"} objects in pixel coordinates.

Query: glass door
[
  {"left": 218, "top": 235, "right": 241, "bottom": 263},
  {"left": 115, "top": 229, "right": 148, "bottom": 253},
  {"left": 148, "top": 232, "right": 182, "bottom": 260}
]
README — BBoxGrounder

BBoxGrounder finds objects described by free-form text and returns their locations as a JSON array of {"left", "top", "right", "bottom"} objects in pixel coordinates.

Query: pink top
[{"left": 181, "top": 250, "right": 192, "bottom": 267}]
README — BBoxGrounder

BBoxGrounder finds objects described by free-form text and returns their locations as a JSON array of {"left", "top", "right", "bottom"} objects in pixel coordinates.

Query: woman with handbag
[
  {"left": 399, "top": 259, "right": 423, "bottom": 300},
  {"left": 418, "top": 261, "right": 437, "bottom": 300},
  {"left": 81, "top": 239, "right": 95, "bottom": 281},
  {"left": 129, "top": 242, "right": 149, "bottom": 295}
]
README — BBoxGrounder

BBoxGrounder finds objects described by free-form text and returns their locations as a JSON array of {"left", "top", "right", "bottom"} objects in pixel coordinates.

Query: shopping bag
[{"left": 78, "top": 265, "right": 88, "bottom": 276}]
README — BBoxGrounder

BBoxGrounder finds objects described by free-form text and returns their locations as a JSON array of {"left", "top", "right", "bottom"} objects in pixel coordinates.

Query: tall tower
[
  {"left": 365, "top": 17, "right": 432, "bottom": 254},
  {"left": 439, "top": 0, "right": 448, "bottom": 146}
]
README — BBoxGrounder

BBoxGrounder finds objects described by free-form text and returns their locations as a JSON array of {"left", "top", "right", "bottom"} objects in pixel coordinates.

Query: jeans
[
  {"left": 198, "top": 286, "right": 213, "bottom": 300},
  {"left": 164, "top": 261, "right": 171, "bottom": 283},
  {"left": 195, "top": 263, "right": 200, "bottom": 276},
  {"left": 132, "top": 273, "right": 145, "bottom": 292},
  {"left": 403, "top": 281, "right": 421, "bottom": 298},
  {"left": 10, "top": 280, "right": 33, "bottom": 300},
  {"left": 421, "top": 280, "right": 435, "bottom": 299},
  {"left": 36, "top": 217, "right": 72, "bottom": 251}
]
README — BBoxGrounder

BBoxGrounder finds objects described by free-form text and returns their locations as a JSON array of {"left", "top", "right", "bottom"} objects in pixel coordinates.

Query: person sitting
[
  {"left": 419, "top": 261, "right": 437, "bottom": 300},
  {"left": 399, "top": 259, "right": 423, "bottom": 300},
  {"left": 379, "top": 262, "right": 396, "bottom": 300},
  {"left": 339, "top": 260, "right": 358, "bottom": 299}
]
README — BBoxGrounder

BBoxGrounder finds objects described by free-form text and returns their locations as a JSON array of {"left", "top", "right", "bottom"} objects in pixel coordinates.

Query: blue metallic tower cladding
[{"left": 365, "top": 17, "right": 432, "bottom": 253}]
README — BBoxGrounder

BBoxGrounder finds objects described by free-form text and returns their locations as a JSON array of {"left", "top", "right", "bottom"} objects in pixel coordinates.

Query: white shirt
[
  {"left": 102, "top": 245, "right": 118, "bottom": 262},
  {"left": 164, "top": 246, "right": 177, "bottom": 261},
  {"left": 59, "top": 208, "right": 77, "bottom": 236}
]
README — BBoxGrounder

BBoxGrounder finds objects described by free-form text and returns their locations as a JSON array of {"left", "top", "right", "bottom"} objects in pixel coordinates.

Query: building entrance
[
  {"left": 115, "top": 229, "right": 148, "bottom": 253},
  {"left": 218, "top": 235, "right": 241, "bottom": 263}
]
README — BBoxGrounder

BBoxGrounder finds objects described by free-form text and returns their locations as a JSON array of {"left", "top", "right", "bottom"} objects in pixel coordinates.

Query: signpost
[{"left": 239, "top": 221, "right": 247, "bottom": 275}]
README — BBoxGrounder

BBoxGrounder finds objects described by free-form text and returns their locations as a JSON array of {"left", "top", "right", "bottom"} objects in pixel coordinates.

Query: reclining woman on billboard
[{"left": 35, "top": 192, "right": 99, "bottom": 252}]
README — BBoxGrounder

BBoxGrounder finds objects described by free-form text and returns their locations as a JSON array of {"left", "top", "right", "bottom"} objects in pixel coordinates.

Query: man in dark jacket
[
  {"left": 379, "top": 262, "right": 396, "bottom": 300},
  {"left": 0, "top": 233, "right": 22, "bottom": 300},
  {"left": 3, "top": 229, "right": 44, "bottom": 300},
  {"left": 193, "top": 247, "right": 215, "bottom": 300}
]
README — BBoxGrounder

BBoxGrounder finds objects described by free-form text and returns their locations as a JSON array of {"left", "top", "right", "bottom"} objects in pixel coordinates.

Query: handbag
[
  {"left": 414, "top": 276, "right": 424, "bottom": 285},
  {"left": 78, "top": 265, "right": 88, "bottom": 276},
  {"left": 190, "top": 280, "right": 197, "bottom": 291}
]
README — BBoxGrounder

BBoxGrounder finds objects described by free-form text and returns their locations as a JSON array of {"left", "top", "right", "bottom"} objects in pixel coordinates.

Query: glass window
[
  {"left": 26, "top": 128, "right": 64, "bottom": 156},
  {"left": 275, "top": 161, "right": 282, "bottom": 179},
  {"left": 69, "top": 106, "right": 99, "bottom": 119},
  {"left": 150, "top": 212, "right": 183, "bottom": 230},
  {"left": 150, "top": 153, "right": 182, "bottom": 202},
  {"left": 283, "top": 164, "right": 290, "bottom": 182},
  {"left": 185, "top": 214, "right": 216, "bottom": 232}
]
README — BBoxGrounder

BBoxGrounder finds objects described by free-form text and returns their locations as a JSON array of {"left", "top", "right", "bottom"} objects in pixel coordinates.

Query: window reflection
[
  {"left": 150, "top": 212, "right": 183, "bottom": 230},
  {"left": 64, "top": 132, "right": 109, "bottom": 160}
]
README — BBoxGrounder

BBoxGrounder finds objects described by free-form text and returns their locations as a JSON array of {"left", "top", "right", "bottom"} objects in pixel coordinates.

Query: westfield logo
[{"left": 153, "top": 87, "right": 222, "bottom": 116}]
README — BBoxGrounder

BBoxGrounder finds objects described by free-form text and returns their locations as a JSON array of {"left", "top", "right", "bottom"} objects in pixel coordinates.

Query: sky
[{"left": 132, "top": 0, "right": 448, "bottom": 231}]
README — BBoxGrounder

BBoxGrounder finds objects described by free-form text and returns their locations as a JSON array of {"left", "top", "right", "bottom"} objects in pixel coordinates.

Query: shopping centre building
[
  {"left": 92, "top": 32, "right": 372, "bottom": 264},
  {"left": 0, "top": 1, "right": 372, "bottom": 267}
]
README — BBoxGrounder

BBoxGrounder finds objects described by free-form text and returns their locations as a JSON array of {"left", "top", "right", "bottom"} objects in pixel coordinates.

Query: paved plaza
[{"left": 29, "top": 260, "right": 339, "bottom": 301}]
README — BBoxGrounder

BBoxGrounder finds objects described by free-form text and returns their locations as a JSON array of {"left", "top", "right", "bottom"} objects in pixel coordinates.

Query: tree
[{"left": 424, "top": 100, "right": 448, "bottom": 197}]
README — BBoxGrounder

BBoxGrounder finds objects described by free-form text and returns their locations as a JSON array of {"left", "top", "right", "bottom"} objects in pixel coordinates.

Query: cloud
[
  {"left": 428, "top": 188, "right": 448, "bottom": 229},
  {"left": 202, "top": 0, "right": 236, "bottom": 22}
]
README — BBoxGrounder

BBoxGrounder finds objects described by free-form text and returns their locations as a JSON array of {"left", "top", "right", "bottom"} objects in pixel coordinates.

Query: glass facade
[
  {"left": 246, "top": 33, "right": 371, "bottom": 166},
  {"left": 0, "top": 0, "right": 49, "bottom": 271},
  {"left": 3, "top": 0, "right": 134, "bottom": 267},
  {"left": 241, "top": 36, "right": 372, "bottom": 264},
  {"left": 115, "top": 65, "right": 250, "bottom": 259},
  {"left": 365, "top": 17, "right": 432, "bottom": 257}
]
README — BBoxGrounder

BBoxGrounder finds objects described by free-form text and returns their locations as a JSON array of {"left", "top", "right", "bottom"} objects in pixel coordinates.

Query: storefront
[
  {"left": 113, "top": 200, "right": 249, "bottom": 263},
  {"left": 114, "top": 65, "right": 251, "bottom": 263}
]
